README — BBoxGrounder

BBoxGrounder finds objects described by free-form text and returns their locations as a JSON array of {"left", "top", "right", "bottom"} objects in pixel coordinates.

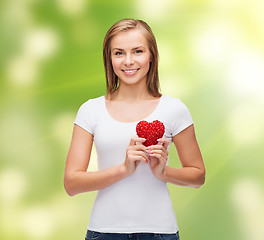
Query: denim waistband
[{"left": 85, "top": 230, "right": 180, "bottom": 240}]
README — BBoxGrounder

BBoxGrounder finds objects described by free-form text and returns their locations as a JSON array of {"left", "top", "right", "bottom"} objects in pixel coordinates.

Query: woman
[{"left": 64, "top": 19, "right": 205, "bottom": 240}]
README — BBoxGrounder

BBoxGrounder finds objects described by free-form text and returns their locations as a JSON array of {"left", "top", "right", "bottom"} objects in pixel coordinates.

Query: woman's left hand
[{"left": 147, "top": 138, "right": 170, "bottom": 180}]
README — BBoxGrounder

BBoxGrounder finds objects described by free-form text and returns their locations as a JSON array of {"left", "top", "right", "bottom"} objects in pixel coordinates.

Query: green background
[{"left": 1, "top": 0, "right": 264, "bottom": 239}]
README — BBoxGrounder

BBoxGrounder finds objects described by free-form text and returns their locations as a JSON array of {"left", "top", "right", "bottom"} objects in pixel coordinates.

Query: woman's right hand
[{"left": 123, "top": 137, "right": 149, "bottom": 176}]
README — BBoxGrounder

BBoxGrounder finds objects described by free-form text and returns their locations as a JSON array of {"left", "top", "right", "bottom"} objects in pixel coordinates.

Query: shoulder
[
  {"left": 162, "top": 95, "right": 190, "bottom": 113},
  {"left": 75, "top": 96, "right": 105, "bottom": 119},
  {"left": 78, "top": 96, "right": 104, "bottom": 111},
  {"left": 74, "top": 96, "right": 104, "bottom": 133},
  {"left": 161, "top": 95, "right": 193, "bottom": 136}
]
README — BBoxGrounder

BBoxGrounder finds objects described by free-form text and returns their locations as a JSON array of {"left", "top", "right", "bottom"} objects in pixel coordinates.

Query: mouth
[{"left": 122, "top": 68, "right": 140, "bottom": 74}]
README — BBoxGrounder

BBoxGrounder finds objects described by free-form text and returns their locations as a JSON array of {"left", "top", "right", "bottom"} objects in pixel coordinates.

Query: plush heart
[{"left": 136, "top": 120, "right": 165, "bottom": 146}]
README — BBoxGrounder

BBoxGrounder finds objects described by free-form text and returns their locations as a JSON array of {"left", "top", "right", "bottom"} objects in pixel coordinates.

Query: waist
[{"left": 88, "top": 180, "right": 177, "bottom": 233}]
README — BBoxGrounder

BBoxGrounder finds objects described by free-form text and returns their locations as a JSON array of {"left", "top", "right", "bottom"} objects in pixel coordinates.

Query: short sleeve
[
  {"left": 171, "top": 99, "right": 193, "bottom": 136},
  {"left": 73, "top": 100, "right": 95, "bottom": 135}
]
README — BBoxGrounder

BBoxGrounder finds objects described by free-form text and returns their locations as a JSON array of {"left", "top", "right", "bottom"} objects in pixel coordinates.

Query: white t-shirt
[{"left": 74, "top": 94, "right": 193, "bottom": 234}]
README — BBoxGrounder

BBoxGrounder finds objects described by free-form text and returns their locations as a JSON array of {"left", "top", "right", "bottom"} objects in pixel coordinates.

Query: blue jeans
[{"left": 85, "top": 230, "right": 180, "bottom": 240}]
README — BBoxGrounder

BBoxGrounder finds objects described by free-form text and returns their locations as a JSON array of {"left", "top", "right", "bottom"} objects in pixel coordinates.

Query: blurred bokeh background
[{"left": 1, "top": 0, "right": 264, "bottom": 239}]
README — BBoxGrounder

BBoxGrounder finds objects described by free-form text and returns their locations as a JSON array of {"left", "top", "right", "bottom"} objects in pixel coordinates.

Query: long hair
[{"left": 103, "top": 19, "right": 161, "bottom": 98}]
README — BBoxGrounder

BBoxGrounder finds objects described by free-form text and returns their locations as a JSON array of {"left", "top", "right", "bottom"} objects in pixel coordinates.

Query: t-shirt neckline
[{"left": 102, "top": 95, "right": 164, "bottom": 124}]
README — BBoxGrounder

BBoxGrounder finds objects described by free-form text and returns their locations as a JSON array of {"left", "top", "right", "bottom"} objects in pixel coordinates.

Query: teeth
[{"left": 124, "top": 69, "right": 138, "bottom": 73}]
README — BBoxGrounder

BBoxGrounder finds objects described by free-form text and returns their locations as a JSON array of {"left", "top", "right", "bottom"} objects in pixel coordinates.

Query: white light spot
[
  {"left": 135, "top": 0, "right": 175, "bottom": 21},
  {"left": 210, "top": 0, "right": 242, "bottom": 9},
  {"left": 158, "top": 41, "right": 190, "bottom": 98},
  {"left": 226, "top": 51, "right": 264, "bottom": 99},
  {"left": 230, "top": 178, "right": 264, "bottom": 240},
  {"left": 160, "top": 73, "right": 189, "bottom": 99},
  {"left": 191, "top": 21, "right": 239, "bottom": 65},
  {"left": 23, "top": 28, "right": 59, "bottom": 61},
  {"left": 228, "top": 104, "right": 264, "bottom": 145},
  {"left": 0, "top": 169, "right": 27, "bottom": 205},
  {"left": 57, "top": 0, "right": 87, "bottom": 17},
  {"left": 21, "top": 206, "right": 55, "bottom": 238},
  {"left": 2, "top": 0, "right": 35, "bottom": 26},
  {"left": 6, "top": 55, "right": 38, "bottom": 86},
  {"left": 6, "top": 27, "right": 59, "bottom": 87},
  {"left": 231, "top": 179, "right": 263, "bottom": 211},
  {"left": 159, "top": 41, "right": 176, "bottom": 71}
]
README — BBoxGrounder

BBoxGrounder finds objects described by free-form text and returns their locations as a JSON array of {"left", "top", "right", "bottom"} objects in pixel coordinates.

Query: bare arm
[
  {"left": 149, "top": 125, "right": 205, "bottom": 188},
  {"left": 162, "top": 124, "right": 205, "bottom": 188},
  {"left": 64, "top": 125, "right": 148, "bottom": 196},
  {"left": 64, "top": 125, "right": 128, "bottom": 196}
]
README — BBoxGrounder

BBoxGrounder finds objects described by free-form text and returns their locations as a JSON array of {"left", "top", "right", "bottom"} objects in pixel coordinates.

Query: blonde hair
[{"left": 103, "top": 19, "right": 161, "bottom": 98}]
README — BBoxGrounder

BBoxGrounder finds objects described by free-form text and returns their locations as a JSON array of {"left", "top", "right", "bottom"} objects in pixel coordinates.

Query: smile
[{"left": 122, "top": 68, "right": 140, "bottom": 73}]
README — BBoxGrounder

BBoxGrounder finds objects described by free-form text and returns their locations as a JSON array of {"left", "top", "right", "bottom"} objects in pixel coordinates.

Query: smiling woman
[{"left": 64, "top": 18, "right": 205, "bottom": 240}]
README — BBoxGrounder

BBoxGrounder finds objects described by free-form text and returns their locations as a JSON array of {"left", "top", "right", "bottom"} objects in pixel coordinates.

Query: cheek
[
  {"left": 141, "top": 57, "right": 151, "bottom": 69},
  {"left": 141, "top": 54, "right": 151, "bottom": 66},
  {"left": 112, "top": 58, "right": 122, "bottom": 68},
  {"left": 111, "top": 59, "right": 119, "bottom": 73}
]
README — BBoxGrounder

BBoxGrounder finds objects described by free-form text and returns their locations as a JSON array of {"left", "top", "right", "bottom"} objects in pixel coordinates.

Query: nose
[{"left": 124, "top": 53, "right": 134, "bottom": 66}]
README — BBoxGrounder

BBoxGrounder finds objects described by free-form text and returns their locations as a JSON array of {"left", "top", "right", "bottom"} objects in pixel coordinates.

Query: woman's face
[{"left": 110, "top": 29, "right": 151, "bottom": 87}]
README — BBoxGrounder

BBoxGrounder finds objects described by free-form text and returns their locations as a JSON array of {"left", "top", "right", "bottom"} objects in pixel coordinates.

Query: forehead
[{"left": 111, "top": 29, "right": 148, "bottom": 49}]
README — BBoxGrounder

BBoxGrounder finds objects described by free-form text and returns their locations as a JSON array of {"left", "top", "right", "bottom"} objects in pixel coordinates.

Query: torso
[
  {"left": 73, "top": 94, "right": 192, "bottom": 233},
  {"left": 105, "top": 96, "right": 162, "bottom": 123}
]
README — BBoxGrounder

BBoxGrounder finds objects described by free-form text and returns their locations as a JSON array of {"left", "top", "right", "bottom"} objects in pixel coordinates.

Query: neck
[{"left": 110, "top": 81, "right": 153, "bottom": 102}]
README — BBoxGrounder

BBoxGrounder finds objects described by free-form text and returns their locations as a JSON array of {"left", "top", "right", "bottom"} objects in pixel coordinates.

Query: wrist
[
  {"left": 119, "top": 163, "right": 132, "bottom": 178},
  {"left": 159, "top": 166, "right": 168, "bottom": 182}
]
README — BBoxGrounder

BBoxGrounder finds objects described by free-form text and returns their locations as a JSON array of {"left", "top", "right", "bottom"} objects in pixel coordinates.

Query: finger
[
  {"left": 148, "top": 149, "right": 167, "bottom": 157},
  {"left": 157, "top": 138, "right": 170, "bottom": 149},
  {"left": 130, "top": 136, "right": 146, "bottom": 146},
  {"left": 148, "top": 150, "right": 168, "bottom": 160},
  {"left": 128, "top": 150, "right": 149, "bottom": 163},
  {"left": 146, "top": 145, "right": 168, "bottom": 156},
  {"left": 149, "top": 157, "right": 158, "bottom": 167},
  {"left": 132, "top": 155, "right": 149, "bottom": 163},
  {"left": 149, "top": 154, "right": 167, "bottom": 166},
  {"left": 132, "top": 144, "right": 147, "bottom": 152},
  {"left": 134, "top": 155, "right": 148, "bottom": 163},
  {"left": 135, "top": 150, "right": 149, "bottom": 162}
]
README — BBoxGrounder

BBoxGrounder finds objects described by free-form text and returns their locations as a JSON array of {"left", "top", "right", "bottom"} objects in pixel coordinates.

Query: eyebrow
[{"left": 112, "top": 46, "right": 146, "bottom": 51}]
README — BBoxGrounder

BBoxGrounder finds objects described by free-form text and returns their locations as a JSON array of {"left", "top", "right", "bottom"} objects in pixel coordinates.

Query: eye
[
  {"left": 114, "top": 51, "right": 123, "bottom": 56},
  {"left": 135, "top": 50, "right": 143, "bottom": 54}
]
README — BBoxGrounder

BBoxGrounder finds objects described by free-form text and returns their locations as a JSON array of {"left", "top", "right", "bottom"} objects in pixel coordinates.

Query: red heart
[{"left": 136, "top": 120, "right": 165, "bottom": 146}]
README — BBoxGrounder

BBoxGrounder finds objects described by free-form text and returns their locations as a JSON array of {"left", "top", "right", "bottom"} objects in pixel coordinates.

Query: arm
[
  {"left": 64, "top": 125, "right": 127, "bottom": 196},
  {"left": 148, "top": 125, "right": 205, "bottom": 188},
  {"left": 163, "top": 124, "right": 205, "bottom": 188},
  {"left": 64, "top": 125, "right": 148, "bottom": 196}
]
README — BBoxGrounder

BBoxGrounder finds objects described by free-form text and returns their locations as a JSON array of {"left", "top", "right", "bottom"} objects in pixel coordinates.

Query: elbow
[
  {"left": 64, "top": 175, "right": 76, "bottom": 197},
  {"left": 194, "top": 169, "right": 206, "bottom": 189}
]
